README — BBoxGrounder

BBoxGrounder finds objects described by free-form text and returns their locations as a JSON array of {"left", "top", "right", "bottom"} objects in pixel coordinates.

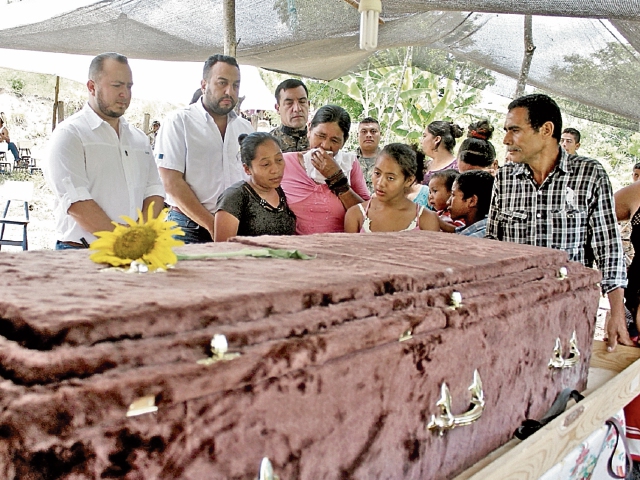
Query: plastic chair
[
  {"left": 0, "top": 181, "right": 34, "bottom": 251},
  {"left": 17, "top": 141, "right": 32, "bottom": 161},
  {"left": 0, "top": 143, "right": 10, "bottom": 174},
  {"left": 17, "top": 141, "right": 41, "bottom": 174},
  {"left": 13, "top": 141, "right": 30, "bottom": 172}
]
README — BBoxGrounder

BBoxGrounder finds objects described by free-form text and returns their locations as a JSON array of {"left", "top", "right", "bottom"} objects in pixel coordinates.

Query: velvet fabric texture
[{"left": 0, "top": 232, "right": 600, "bottom": 479}]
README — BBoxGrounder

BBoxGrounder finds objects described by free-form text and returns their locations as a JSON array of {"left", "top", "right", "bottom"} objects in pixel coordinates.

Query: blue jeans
[
  {"left": 6, "top": 142, "right": 19, "bottom": 162},
  {"left": 167, "top": 209, "right": 212, "bottom": 244},
  {"left": 55, "top": 240, "right": 87, "bottom": 250}
]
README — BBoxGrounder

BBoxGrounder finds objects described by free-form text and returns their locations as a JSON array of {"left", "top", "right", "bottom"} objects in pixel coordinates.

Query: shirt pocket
[
  {"left": 496, "top": 210, "right": 528, "bottom": 243},
  {"left": 550, "top": 208, "right": 587, "bottom": 256}
]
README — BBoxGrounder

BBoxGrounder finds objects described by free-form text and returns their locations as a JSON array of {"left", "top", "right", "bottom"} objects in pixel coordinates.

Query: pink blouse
[{"left": 280, "top": 152, "right": 371, "bottom": 235}]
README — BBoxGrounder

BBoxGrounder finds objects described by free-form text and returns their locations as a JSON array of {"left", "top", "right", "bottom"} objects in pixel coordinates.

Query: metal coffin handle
[
  {"left": 427, "top": 369, "right": 485, "bottom": 436},
  {"left": 548, "top": 331, "right": 580, "bottom": 369},
  {"left": 259, "top": 457, "right": 279, "bottom": 480}
]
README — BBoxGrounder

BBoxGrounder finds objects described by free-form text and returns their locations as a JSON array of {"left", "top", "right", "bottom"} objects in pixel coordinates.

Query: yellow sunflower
[{"left": 89, "top": 203, "right": 184, "bottom": 271}]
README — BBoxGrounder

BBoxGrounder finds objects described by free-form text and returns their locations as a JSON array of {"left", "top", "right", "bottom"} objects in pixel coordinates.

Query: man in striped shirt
[{"left": 486, "top": 93, "right": 632, "bottom": 352}]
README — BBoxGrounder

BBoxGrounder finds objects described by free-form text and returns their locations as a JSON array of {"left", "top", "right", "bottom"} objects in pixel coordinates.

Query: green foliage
[
  {"left": 259, "top": 63, "right": 490, "bottom": 152},
  {"left": 2, "top": 169, "right": 34, "bottom": 182},
  {"left": 629, "top": 133, "right": 640, "bottom": 159},
  {"left": 306, "top": 79, "right": 363, "bottom": 121},
  {"left": 389, "top": 47, "right": 496, "bottom": 91},
  {"left": 10, "top": 77, "right": 25, "bottom": 96},
  {"left": 318, "top": 66, "right": 484, "bottom": 144}
]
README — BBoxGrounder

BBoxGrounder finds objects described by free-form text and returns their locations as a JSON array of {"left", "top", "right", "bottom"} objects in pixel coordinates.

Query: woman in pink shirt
[{"left": 280, "top": 105, "right": 370, "bottom": 234}]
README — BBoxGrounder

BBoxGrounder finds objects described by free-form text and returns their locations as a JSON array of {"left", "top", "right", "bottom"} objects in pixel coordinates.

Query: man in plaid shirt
[{"left": 487, "top": 94, "right": 632, "bottom": 352}]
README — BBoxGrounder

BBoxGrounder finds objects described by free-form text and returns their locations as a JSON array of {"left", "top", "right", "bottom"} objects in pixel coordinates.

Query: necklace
[{"left": 243, "top": 183, "right": 286, "bottom": 213}]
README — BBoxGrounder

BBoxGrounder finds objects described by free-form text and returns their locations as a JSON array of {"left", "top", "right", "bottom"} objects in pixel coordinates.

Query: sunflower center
[{"left": 113, "top": 225, "right": 158, "bottom": 260}]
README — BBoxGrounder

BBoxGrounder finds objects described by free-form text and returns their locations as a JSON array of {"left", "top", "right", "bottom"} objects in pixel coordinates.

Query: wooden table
[{"left": 456, "top": 340, "right": 640, "bottom": 479}]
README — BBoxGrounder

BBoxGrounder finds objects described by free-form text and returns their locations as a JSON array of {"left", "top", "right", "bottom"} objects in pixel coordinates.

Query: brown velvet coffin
[{"left": 0, "top": 232, "right": 600, "bottom": 479}]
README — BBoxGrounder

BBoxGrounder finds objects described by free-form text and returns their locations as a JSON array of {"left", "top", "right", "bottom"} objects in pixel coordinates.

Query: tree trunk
[
  {"left": 57, "top": 101, "right": 65, "bottom": 123},
  {"left": 52, "top": 76, "right": 60, "bottom": 131},
  {"left": 514, "top": 15, "right": 535, "bottom": 99},
  {"left": 223, "top": 0, "right": 237, "bottom": 57},
  {"left": 143, "top": 113, "right": 150, "bottom": 135}
]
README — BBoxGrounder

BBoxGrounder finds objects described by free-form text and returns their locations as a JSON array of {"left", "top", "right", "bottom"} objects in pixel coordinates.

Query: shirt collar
[
  {"left": 512, "top": 146, "right": 567, "bottom": 178},
  {"left": 196, "top": 98, "right": 238, "bottom": 123},
  {"left": 83, "top": 103, "right": 127, "bottom": 131},
  {"left": 457, "top": 217, "right": 487, "bottom": 234},
  {"left": 556, "top": 146, "right": 571, "bottom": 174}
]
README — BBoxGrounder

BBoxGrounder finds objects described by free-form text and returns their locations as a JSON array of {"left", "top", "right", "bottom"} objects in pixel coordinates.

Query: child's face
[
  {"left": 428, "top": 177, "right": 450, "bottom": 211},
  {"left": 372, "top": 153, "right": 414, "bottom": 201}
]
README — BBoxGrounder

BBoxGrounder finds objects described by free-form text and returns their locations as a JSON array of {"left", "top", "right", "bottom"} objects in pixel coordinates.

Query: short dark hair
[
  {"left": 359, "top": 117, "right": 379, "bottom": 126},
  {"left": 508, "top": 94, "right": 562, "bottom": 142},
  {"left": 309, "top": 105, "right": 351, "bottom": 143},
  {"left": 429, "top": 169, "right": 459, "bottom": 192},
  {"left": 427, "top": 121, "right": 464, "bottom": 154},
  {"left": 455, "top": 170, "right": 495, "bottom": 219},
  {"left": 563, "top": 127, "right": 581, "bottom": 144},
  {"left": 458, "top": 119, "right": 496, "bottom": 168},
  {"left": 89, "top": 52, "right": 128, "bottom": 80},
  {"left": 203, "top": 54, "right": 239, "bottom": 80},
  {"left": 237, "top": 132, "right": 280, "bottom": 167},
  {"left": 274, "top": 79, "right": 308, "bottom": 104},
  {"left": 379, "top": 143, "right": 416, "bottom": 180},
  {"left": 634, "top": 162, "right": 640, "bottom": 170}
]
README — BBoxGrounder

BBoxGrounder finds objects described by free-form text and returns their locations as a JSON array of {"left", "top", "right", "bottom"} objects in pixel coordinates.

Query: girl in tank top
[{"left": 344, "top": 143, "right": 440, "bottom": 233}]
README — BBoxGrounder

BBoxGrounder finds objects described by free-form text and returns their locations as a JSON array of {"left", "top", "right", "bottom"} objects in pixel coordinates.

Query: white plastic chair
[
  {"left": 0, "top": 181, "right": 34, "bottom": 250},
  {"left": 14, "top": 141, "right": 31, "bottom": 171}
]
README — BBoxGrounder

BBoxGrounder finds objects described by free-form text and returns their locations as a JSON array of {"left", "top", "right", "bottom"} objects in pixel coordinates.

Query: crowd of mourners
[
  {"left": 41, "top": 52, "right": 631, "bottom": 349},
  {"left": 167, "top": 78, "right": 501, "bottom": 240},
  {"left": 33, "top": 50, "right": 640, "bottom": 467}
]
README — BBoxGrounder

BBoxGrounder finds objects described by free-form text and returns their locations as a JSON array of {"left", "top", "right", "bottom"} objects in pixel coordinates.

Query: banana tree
[{"left": 324, "top": 66, "right": 483, "bottom": 144}]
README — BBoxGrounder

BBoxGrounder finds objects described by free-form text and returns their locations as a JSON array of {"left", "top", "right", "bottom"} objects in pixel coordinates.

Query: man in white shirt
[
  {"left": 155, "top": 55, "right": 254, "bottom": 243},
  {"left": 45, "top": 52, "right": 165, "bottom": 250}
]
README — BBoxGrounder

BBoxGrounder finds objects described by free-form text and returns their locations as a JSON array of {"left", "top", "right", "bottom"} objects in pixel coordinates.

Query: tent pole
[
  {"left": 223, "top": 0, "right": 237, "bottom": 57},
  {"left": 52, "top": 75, "right": 60, "bottom": 131},
  {"left": 514, "top": 15, "right": 535, "bottom": 98}
]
